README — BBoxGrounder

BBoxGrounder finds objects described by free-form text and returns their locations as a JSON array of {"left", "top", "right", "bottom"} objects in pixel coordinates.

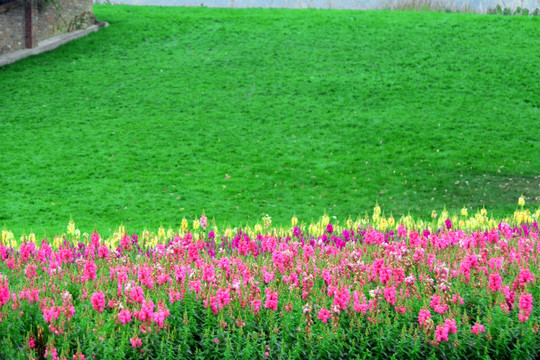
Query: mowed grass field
[{"left": 0, "top": 5, "right": 539, "bottom": 235}]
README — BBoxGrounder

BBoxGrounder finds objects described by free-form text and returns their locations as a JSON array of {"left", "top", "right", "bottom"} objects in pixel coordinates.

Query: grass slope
[{"left": 0, "top": 6, "right": 539, "bottom": 235}]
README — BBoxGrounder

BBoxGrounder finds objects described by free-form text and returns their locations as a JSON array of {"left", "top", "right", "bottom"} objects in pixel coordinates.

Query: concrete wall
[{"left": 0, "top": 0, "right": 95, "bottom": 55}]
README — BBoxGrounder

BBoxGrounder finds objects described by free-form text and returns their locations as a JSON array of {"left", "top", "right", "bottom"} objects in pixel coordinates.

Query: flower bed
[{"left": 0, "top": 205, "right": 539, "bottom": 359}]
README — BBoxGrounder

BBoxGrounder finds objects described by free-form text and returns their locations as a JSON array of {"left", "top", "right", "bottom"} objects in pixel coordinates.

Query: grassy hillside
[{"left": 0, "top": 5, "right": 538, "bottom": 235}]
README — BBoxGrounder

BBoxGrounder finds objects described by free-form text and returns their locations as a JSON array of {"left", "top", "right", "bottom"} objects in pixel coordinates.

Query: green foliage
[
  {"left": 0, "top": 6, "right": 539, "bottom": 236},
  {"left": 487, "top": 4, "right": 540, "bottom": 15}
]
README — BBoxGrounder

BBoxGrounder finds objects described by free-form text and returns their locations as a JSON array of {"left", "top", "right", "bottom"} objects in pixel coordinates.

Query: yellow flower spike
[
  {"left": 181, "top": 218, "right": 189, "bottom": 232},
  {"left": 291, "top": 215, "right": 298, "bottom": 227},
  {"left": 441, "top": 209, "right": 449, "bottom": 220},
  {"left": 262, "top": 214, "right": 272, "bottom": 228},
  {"left": 29, "top": 233, "right": 36, "bottom": 244},
  {"left": 461, "top": 207, "right": 468, "bottom": 217},
  {"left": 158, "top": 226, "right": 165, "bottom": 238},
  {"left": 254, "top": 223, "right": 262, "bottom": 234},
  {"left": 321, "top": 214, "right": 330, "bottom": 227},
  {"left": 309, "top": 223, "right": 318, "bottom": 236},
  {"left": 518, "top": 195, "right": 525, "bottom": 207},
  {"left": 225, "top": 227, "right": 232, "bottom": 239},
  {"left": 431, "top": 210, "right": 437, "bottom": 219},
  {"left": 388, "top": 216, "right": 395, "bottom": 228},
  {"left": 167, "top": 228, "right": 174, "bottom": 239},
  {"left": 437, "top": 217, "right": 444, "bottom": 228},
  {"left": 475, "top": 212, "right": 483, "bottom": 222},
  {"left": 67, "top": 219, "right": 75, "bottom": 236},
  {"left": 379, "top": 217, "right": 388, "bottom": 231},
  {"left": 193, "top": 219, "right": 200, "bottom": 231},
  {"left": 480, "top": 208, "right": 487, "bottom": 217}
]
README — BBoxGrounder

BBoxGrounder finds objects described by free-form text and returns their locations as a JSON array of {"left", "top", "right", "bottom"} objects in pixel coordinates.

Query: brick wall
[{"left": 0, "top": 0, "right": 95, "bottom": 56}]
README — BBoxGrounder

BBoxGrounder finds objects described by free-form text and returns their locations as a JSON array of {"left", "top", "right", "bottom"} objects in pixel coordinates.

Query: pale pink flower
[{"left": 471, "top": 323, "right": 485, "bottom": 335}]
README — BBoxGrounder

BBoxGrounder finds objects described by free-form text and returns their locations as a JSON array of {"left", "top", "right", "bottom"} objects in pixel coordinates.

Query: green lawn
[{"left": 0, "top": 5, "right": 539, "bottom": 236}]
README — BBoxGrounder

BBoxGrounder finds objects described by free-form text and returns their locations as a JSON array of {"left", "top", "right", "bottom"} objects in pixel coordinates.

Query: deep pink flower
[
  {"left": 90, "top": 291, "right": 105, "bottom": 313},
  {"left": 435, "top": 324, "right": 449, "bottom": 342},
  {"left": 188, "top": 280, "right": 202, "bottom": 294},
  {"left": 518, "top": 292, "right": 533, "bottom": 322},
  {"left": 0, "top": 276, "right": 10, "bottom": 306},
  {"left": 264, "top": 288, "right": 278, "bottom": 310},
  {"left": 318, "top": 307, "right": 331, "bottom": 323},
  {"left": 383, "top": 286, "right": 396, "bottom": 305},
  {"left": 118, "top": 309, "right": 132, "bottom": 324},
  {"left": 28, "top": 335, "right": 36, "bottom": 349},
  {"left": 251, "top": 299, "right": 261, "bottom": 314},
  {"left": 488, "top": 273, "right": 502, "bottom": 292},
  {"left": 517, "top": 269, "right": 536, "bottom": 288},
  {"left": 418, "top": 309, "right": 431, "bottom": 328},
  {"left": 444, "top": 318, "right": 457, "bottom": 334},
  {"left": 83, "top": 260, "right": 97, "bottom": 282}
]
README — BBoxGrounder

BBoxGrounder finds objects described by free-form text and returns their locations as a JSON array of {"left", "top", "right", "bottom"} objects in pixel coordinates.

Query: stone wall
[
  {"left": 0, "top": 3, "right": 26, "bottom": 55},
  {"left": 0, "top": 0, "right": 95, "bottom": 55}
]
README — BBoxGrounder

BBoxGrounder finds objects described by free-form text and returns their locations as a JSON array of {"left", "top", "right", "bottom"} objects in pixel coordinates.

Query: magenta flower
[{"left": 326, "top": 224, "right": 333, "bottom": 234}]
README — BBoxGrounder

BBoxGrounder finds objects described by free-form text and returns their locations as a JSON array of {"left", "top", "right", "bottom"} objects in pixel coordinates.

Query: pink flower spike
[
  {"left": 435, "top": 324, "right": 449, "bottom": 342},
  {"left": 444, "top": 318, "right": 457, "bottom": 334},
  {"left": 130, "top": 337, "right": 142, "bottom": 348},
  {"left": 90, "top": 291, "right": 105, "bottom": 313},
  {"left": 318, "top": 307, "right": 331, "bottom": 323},
  {"left": 471, "top": 323, "right": 485, "bottom": 335},
  {"left": 418, "top": 309, "right": 432, "bottom": 328},
  {"left": 118, "top": 309, "right": 132, "bottom": 324}
]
